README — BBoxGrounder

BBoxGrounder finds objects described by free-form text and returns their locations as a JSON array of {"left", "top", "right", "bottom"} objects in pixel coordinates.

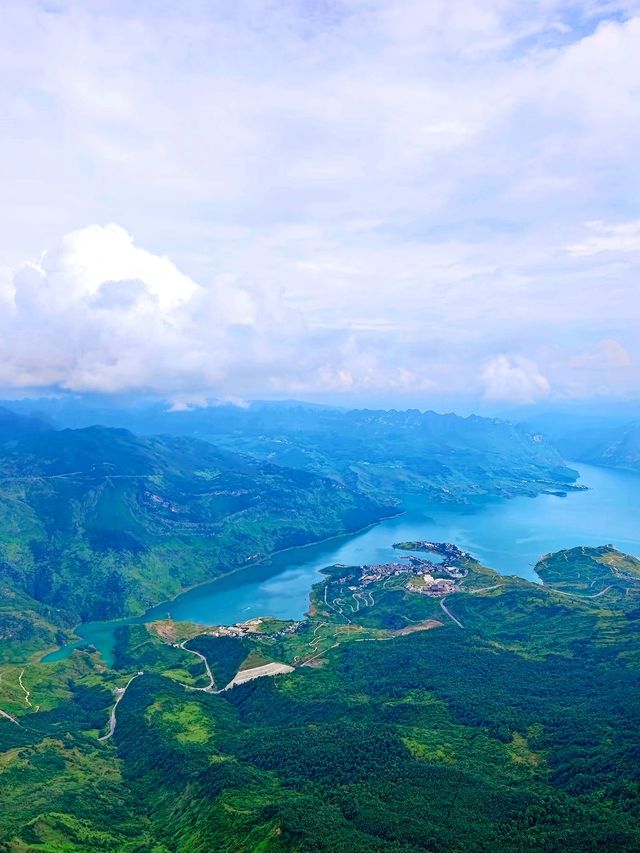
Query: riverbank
[
  {"left": 41, "top": 463, "right": 640, "bottom": 668},
  {"left": 41, "top": 510, "right": 403, "bottom": 665}
]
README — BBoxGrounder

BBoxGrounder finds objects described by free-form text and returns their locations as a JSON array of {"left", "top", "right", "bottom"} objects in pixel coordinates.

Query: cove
[{"left": 42, "top": 462, "right": 640, "bottom": 666}]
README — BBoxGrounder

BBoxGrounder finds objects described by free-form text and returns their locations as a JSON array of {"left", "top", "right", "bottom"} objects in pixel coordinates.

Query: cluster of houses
[
  {"left": 404, "top": 554, "right": 468, "bottom": 580},
  {"left": 197, "top": 617, "right": 303, "bottom": 640},
  {"left": 332, "top": 543, "right": 471, "bottom": 600},
  {"left": 357, "top": 562, "right": 413, "bottom": 584}
]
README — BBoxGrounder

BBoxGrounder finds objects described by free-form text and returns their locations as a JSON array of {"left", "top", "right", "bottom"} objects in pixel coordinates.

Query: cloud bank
[
  {"left": 0, "top": 224, "right": 437, "bottom": 401},
  {"left": 0, "top": 1, "right": 639, "bottom": 404}
]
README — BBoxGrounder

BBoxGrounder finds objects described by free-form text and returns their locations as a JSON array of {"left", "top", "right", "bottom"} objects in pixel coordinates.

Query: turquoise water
[{"left": 42, "top": 463, "right": 640, "bottom": 665}]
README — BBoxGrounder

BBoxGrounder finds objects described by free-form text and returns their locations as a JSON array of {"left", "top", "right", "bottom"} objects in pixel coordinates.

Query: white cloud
[
  {"left": 566, "top": 220, "right": 640, "bottom": 257},
  {"left": 480, "top": 356, "right": 551, "bottom": 403},
  {"left": 0, "top": 225, "right": 269, "bottom": 397},
  {"left": 0, "top": 224, "right": 443, "bottom": 401},
  {"left": 569, "top": 338, "right": 633, "bottom": 368},
  {"left": 0, "top": 2, "right": 640, "bottom": 403}
]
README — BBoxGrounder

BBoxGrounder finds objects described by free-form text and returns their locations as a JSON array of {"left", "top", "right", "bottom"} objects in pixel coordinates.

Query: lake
[{"left": 42, "top": 462, "right": 640, "bottom": 665}]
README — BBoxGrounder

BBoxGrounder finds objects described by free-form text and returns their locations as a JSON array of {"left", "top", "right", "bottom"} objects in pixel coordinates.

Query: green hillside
[
  {"left": 0, "top": 412, "right": 390, "bottom": 662},
  {"left": 573, "top": 422, "right": 640, "bottom": 471},
  {"left": 2, "top": 545, "right": 640, "bottom": 851},
  {"left": 206, "top": 407, "right": 580, "bottom": 502},
  {"left": 521, "top": 413, "right": 640, "bottom": 473}
]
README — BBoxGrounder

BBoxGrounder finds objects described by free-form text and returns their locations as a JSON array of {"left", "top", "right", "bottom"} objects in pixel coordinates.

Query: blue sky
[{"left": 0, "top": 0, "right": 639, "bottom": 408}]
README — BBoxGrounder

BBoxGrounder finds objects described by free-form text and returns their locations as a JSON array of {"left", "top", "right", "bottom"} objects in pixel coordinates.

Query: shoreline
[
  {"left": 40, "top": 508, "right": 404, "bottom": 661},
  {"left": 39, "top": 467, "right": 601, "bottom": 663}
]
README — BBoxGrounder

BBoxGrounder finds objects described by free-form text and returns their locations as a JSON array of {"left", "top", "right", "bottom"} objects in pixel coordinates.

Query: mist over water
[{"left": 44, "top": 462, "right": 640, "bottom": 666}]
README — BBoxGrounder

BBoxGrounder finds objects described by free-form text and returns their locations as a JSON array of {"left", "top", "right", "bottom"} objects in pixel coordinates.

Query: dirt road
[
  {"left": 440, "top": 598, "right": 464, "bottom": 629},
  {"left": 99, "top": 672, "right": 143, "bottom": 741},
  {"left": 178, "top": 641, "right": 216, "bottom": 692}
]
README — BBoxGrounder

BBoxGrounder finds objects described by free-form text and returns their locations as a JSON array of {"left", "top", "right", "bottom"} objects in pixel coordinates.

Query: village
[
  {"left": 204, "top": 616, "right": 304, "bottom": 639},
  {"left": 333, "top": 541, "right": 472, "bottom": 599}
]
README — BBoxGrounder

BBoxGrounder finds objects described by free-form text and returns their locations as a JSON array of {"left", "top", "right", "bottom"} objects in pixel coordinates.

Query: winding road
[
  {"left": 178, "top": 641, "right": 216, "bottom": 692},
  {"left": 468, "top": 583, "right": 504, "bottom": 594},
  {"left": 324, "top": 585, "right": 351, "bottom": 623},
  {"left": 552, "top": 585, "right": 613, "bottom": 600},
  {"left": 308, "top": 621, "right": 328, "bottom": 652},
  {"left": 99, "top": 672, "right": 143, "bottom": 742},
  {"left": 18, "top": 669, "right": 31, "bottom": 707},
  {"left": 300, "top": 642, "right": 340, "bottom": 667}
]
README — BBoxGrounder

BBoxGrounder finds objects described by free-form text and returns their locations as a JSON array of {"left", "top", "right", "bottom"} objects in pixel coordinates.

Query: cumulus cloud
[
  {"left": 0, "top": 225, "right": 273, "bottom": 397},
  {"left": 480, "top": 356, "right": 551, "bottom": 403},
  {"left": 1, "top": 219, "right": 639, "bottom": 403},
  {"left": 0, "top": 224, "right": 443, "bottom": 401}
]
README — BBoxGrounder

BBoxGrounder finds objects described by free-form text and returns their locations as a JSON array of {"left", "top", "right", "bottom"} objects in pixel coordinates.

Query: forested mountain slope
[
  {"left": 568, "top": 421, "right": 640, "bottom": 471},
  {"left": 0, "top": 410, "right": 388, "bottom": 661},
  {"left": 521, "top": 412, "right": 640, "bottom": 472},
  {"left": 2, "top": 545, "right": 640, "bottom": 852}
]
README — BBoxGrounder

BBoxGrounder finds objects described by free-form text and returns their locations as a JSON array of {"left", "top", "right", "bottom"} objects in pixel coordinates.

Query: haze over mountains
[
  {"left": 523, "top": 410, "right": 640, "bottom": 472},
  {"left": 3, "top": 397, "right": 578, "bottom": 499}
]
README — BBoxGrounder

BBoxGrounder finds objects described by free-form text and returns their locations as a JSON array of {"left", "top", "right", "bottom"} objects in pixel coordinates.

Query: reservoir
[{"left": 43, "top": 462, "right": 640, "bottom": 665}]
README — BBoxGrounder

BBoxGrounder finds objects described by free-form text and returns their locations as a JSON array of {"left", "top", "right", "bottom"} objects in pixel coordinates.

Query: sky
[{"left": 0, "top": 0, "right": 639, "bottom": 409}]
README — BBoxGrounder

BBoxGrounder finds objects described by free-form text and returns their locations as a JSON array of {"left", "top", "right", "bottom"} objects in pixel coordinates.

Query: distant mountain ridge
[
  {"left": 0, "top": 406, "right": 51, "bottom": 440},
  {"left": 521, "top": 411, "right": 640, "bottom": 472},
  {"left": 573, "top": 422, "right": 640, "bottom": 471},
  {"left": 3, "top": 398, "right": 579, "bottom": 503}
]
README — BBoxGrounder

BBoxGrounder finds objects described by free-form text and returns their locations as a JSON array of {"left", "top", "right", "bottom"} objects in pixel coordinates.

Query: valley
[
  {"left": 39, "top": 460, "right": 640, "bottom": 667},
  {"left": 2, "top": 1, "right": 638, "bottom": 848}
]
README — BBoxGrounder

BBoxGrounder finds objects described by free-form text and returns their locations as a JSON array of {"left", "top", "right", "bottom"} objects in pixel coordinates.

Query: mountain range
[{"left": 3, "top": 399, "right": 579, "bottom": 501}]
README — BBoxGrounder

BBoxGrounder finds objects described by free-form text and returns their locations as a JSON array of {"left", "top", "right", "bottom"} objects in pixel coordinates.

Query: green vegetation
[
  {"left": 3, "top": 406, "right": 639, "bottom": 851},
  {"left": 4, "top": 400, "right": 580, "bottom": 502},
  {"left": 0, "top": 410, "right": 390, "bottom": 661},
  {"left": 3, "top": 545, "right": 640, "bottom": 851},
  {"left": 186, "top": 635, "right": 250, "bottom": 688},
  {"left": 521, "top": 412, "right": 640, "bottom": 473},
  {"left": 537, "top": 544, "right": 640, "bottom": 594},
  {"left": 159, "top": 405, "right": 581, "bottom": 503},
  {"left": 0, "top": 404, "right": 581, "bottom": 664}
]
